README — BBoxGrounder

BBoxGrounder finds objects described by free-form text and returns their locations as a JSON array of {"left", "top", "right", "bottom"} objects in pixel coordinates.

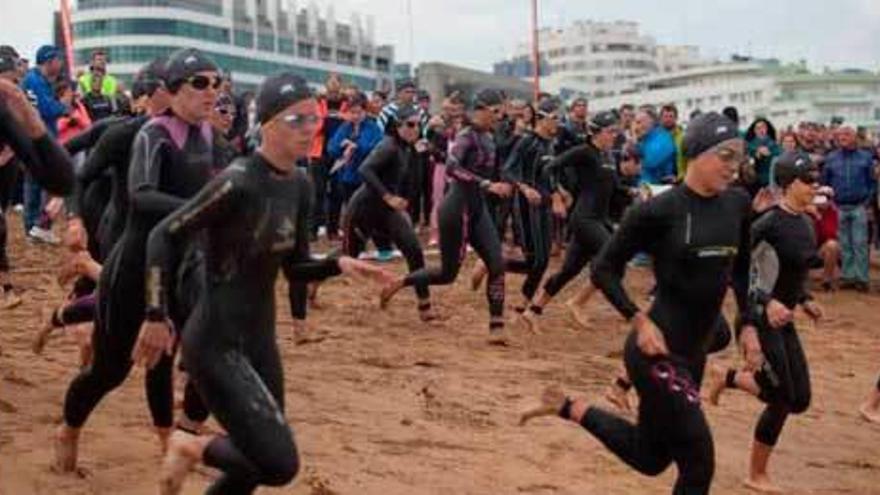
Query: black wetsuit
[
  {"left": 404, "top": 126, "right": 506, "bottom": 328},
  {"left": 0, "top": 101, "right": 75, "bottom": 196},
  {"left": 502, "top": 132, "right": 555, "bottom": 301},
  {"left": 145, "top": 154, "right": 342, "bottom": 493},
  {"left": 745, "top": 207, "right": 820, "bottom": 446},
  {"left": 584, "top": 184, "right": 753, "bottom": 494},
  {"left": 542, "top": 141, "right": 617, "bottom": 297},
  {"left": 343, "top": 136, "right": 429, "bottom": 302},
  {"left": 62, "top": 114, "right": 215, "bottom": 430}
]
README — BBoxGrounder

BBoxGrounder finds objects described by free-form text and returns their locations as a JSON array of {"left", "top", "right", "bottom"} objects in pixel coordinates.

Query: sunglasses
[
  {"left": 403, "top": 120, "right": 420, "bottom": 129},
  {"left": 537, "top": 112, "right": 559, "bottom": 121},
  {"left": 282, "top": 113, "right": 321, "bottom": 128},
  {"left": 714, "top": 146, "right": 748, "bottom": 166},
  {"left": 216, "top": 107, "right": 236, "bottom": 117},
  {"left": 185, "top": 75, "right": 222, "bottom": 91}
]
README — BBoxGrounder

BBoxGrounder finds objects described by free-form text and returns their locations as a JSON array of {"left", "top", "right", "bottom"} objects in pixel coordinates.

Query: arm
[
  {"left": 128, "top": 129, "right": 187, "bottom": 216},
  {"left": 283, "top": 178, "right": 342, "bottom": 286},
  {"left": 26, "top": 78, "right": 67, "bottom": 124},
  {"left": 358, "top": 139, "right": 394, "bottom": 198},
  {"left": 64, "top": 116, "right": 120, "bottom": 155},
  {"left": 143, "top": 169, "right": 244, "bottom": 321},
  {"left": 501, "top": 136, "right": 528, "bottom": 184},
  {"left": 733, "top": 198, "right": 757, "bottom": 326},
  {"left": 327, "top": 123, "right": 349, "bottom": 159},
  {"left": 445, "top": 130, "right": 482, "bottom": 183},
  {"left": 546, "top": 145, "right": 586, "bottom": 191},
  {"left": 590, "top": 203, "right": 656, "bottom": 320}
]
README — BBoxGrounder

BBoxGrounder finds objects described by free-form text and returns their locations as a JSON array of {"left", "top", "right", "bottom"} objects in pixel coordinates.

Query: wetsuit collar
[
  {"left": 681, "top": 182, "right": 720, "bottom": 200},
  {"left": 255, "top": 149, "right": 297, "bottom": 177}
]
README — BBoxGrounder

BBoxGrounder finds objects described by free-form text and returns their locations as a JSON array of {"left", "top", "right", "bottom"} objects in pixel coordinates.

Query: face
[
  {"left": 210, "top": 101, "right": 236, "bottom": 133},
  {"left": 660, "top": 110, "right": 677, "bottom": 130},
  {"left": 173, "top": 70, "right": 220, "bottom": 122},
  {"left": 782, "top": 135, "right": 798, "bottom": 152},
  {"left": 46, "top": 58, "right": 62, "bottom": 78},
  {"left": 398, "top": 87, "right": 416, "bottom": 104},
  {"left": 397, "top": 115, "right": 421, "bottom": 143},
  {"left": 369, "top": 95, "right": 386, "bottom": 114},
  {"left": 571, "top": 101, "right": 588, "bottom": 120},
  {"left": 755, "top": 121, "right": 768, "bottom": 138},
  {"left": 634, "top": 112, "right": 654, "bottom": 137},
  {"left": 785, "top": 172, "right": 819, "bottom": 208},
  {"left": 838, "top": 128, "right": 856, "bottom": 149},
  {"left": 92, "top": 54, "right": 107, "bottom": 71},
  {"left": 694, "top": 139, "right": 745, "bottom": 194},
  {"left": 348, "top": 104, "right": 365, "bottom": 123},
  {"left": 264, "top": 98, "right": 320, "bottom": 161},
  {"left": 472, "top": 104, "right": 502, "bottom": 130},
  {"left": 58, "top": 87, "right": 73, "bottom": 105},
  {"left": 594, "top": 126, "right": 619, "bottom": 151},
  {"left": 535, "top": 112, "right": 560, "bottom": 137},
  {"left": 620, "top": 108, "right": 634, "bottom": 127}
]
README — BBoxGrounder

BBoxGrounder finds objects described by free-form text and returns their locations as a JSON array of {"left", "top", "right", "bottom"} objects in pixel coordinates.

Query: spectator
[
  {"left": 326, "top": 92, "right": 382, "bottom": 238},
  {"left": 822, "top": 125, "right": 876, "bottom": 292},
  {"left": 81, "top": 70, "right": 116, "bottom": 121},
  {"left": 634, "top": 107, "right": 676, "bottom": 185},
  {"left": 377, "top": 80, "right": 425, "bottom": 134},
  {"left": 722, "top": 105, "right": 741, "bottom": 132},
  {"left": 56, "top": 80, "right": 92, "bottom": 144},
  {"left": 77, "top": 49, "right": 119, "bottom": 97},
  {"left": 425, "top": 92, "right": 466, "bottom": 245},
  {"left": 555, "top": 97, "right": 588, "bottom": 153},
  {"left": 660, "top": 103, "right": 686, "bottom": 179},
  {"left": 811, "top": 189, "right": 841, "bottom": 291},
  {"left": 307, "top": 73, "right": 349, "bottom": 239},
  {"left": 769, "top": 131, "right": 802, "bottom": 189},
  {"left": 368, "top": 90, "right": 388, "bottom": 119},
  {"left": 409, "top": 89, "right": 434, "bottom": 227},
  {"left": 0, "top": 46, "right": 23, "bottom": 308},
  {"left": 746, "top": 117, "right": 780, "bottom": 194},
  {"left": 21, "top": 44, "right": 68, "bottom": 244},
  {"left": 210, "top": 93, "right": 240, "bottom": 168}
]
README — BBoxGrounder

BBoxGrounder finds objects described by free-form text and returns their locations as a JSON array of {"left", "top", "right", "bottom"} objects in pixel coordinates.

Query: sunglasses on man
[{"left": 185, "top": 75, "right": 222, "bottom": 91}]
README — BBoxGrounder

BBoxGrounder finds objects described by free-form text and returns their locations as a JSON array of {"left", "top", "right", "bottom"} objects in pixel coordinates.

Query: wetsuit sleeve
[
  {"left": 590, "top": 202, "right": 658, "bottom": 320},
  {"left": 70, "top": 124, "right": 128, "bottom": 217},
  {"left": 358, "top": 140, "right": 394, "bottom": 198},
  {"left": 0, "top": 102, "right": 75, "bottom": 196},
  {"left": 283, "top": 177, "right": 343, "bottom": 284},
  {"left": 128, "top": 129, "right": 185, "bottom": 216},
  {"left": 501, "top": 136, "right": 528, "bottom": 184},
  {"left": 445, "top": 130, "right": 481, "bottom": 183},
  {"left": 732, "top": 196, "right": 755, "bottom": 326},
  {"left": 546, "top": 145, "right": 587, "bottom": 190},
  {"left": 143, "top": 169, "right": 245, "bottom": 321},
  {"left": 64, "top": 117, "right": 115, "bottom": 155}
]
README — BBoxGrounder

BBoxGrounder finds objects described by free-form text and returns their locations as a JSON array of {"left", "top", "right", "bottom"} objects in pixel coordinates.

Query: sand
[{"left": 1, "top": 221, "right": 880, "bottom": 495}]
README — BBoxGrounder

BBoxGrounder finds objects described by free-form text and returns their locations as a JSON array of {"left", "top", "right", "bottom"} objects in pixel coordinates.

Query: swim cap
[
  {"left": 472, "top": 88, "right": 504, "bottom": 109},
  {"left": 682, "top": 112, "right": 741, "bottom": 159},
  {"left": 256, "top": 72, "right": 314, "bottom": 124},
  {"left": 774, "top": 151, "right": 818, "bottom": 188},
  {"left": 588, "top": 110, "right": 619, "bottom": 132},
  {"left": 164, "top": 49, "right": 219, "bottom": 90}
]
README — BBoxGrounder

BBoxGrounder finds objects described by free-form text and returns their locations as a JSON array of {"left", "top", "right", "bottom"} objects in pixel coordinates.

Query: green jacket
[
  {"left": 671, "top": 126, "right": 687, "bottom": 179},
  {"left": 78, "top": 72, "right": 119, "bottom": 97}
]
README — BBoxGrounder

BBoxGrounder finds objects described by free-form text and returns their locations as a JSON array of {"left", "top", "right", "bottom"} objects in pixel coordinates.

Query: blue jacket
[
  {"left": 21, "top": 68, "right": 67, "bottom": 136},
  {"left": 328, "top": 117, "right": 383, "bottom": 185},
  {"left": 638, "top": 126, "right": 676, "bottom": 185},
  {"left": 822, "top": 148, "right": 877, "bottom": 206}
]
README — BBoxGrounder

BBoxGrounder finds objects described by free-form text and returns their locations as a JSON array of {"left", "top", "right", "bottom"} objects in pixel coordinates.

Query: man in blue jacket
[
  {"left": 326, "top": 92, "right": 382, "bottom": 239},
  {"left": 635, "top": 107, "right": 676, "bottom": 185},
  {"left": 822, "top": 125, "right": 877, "bottom": 292},
  {"left": 21, "top": 45, "right": 67, "bottom": 243}
]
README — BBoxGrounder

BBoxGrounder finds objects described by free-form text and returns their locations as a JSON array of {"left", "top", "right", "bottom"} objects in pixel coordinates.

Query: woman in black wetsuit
[
  {"left": 344, "top": 103, "right": 434, "bottom": 321},
  {"left": 519, "top": 110, "right": 621, "bottom": 332},
  {"left": 150, "top": 73, "right": 389, "bottom": 495},
  {"left": 520, "top": 112, "right": 759, "bottom": 495},
  {"left": 381, "top": 89, "right": 513, "bottom": 343},
  {"left": 54, "top": 49, "right": 222, "bottom": 473},
  {"left": 471, "top": 99, "right": 559, "bottom": 315},
  {"left": 707, "top": 151, "right": 824, "bottom": 494}
]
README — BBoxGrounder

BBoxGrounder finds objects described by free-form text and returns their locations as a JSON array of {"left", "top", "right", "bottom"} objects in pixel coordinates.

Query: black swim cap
[
  {"left": 132, "top": 57, "right": 167, "bottom": 99},
  {"left": 774, "top": 151, "right": 818, "bottom": 188},
  {"left": 164, "top": 49, "right": 219, "bottom": 91},
  {"left": 589, "top": 110, "right": 619, "bottom": 132},
  {"left": 472, "top": 88, "right": 504, "bottom": 110},
  {"left": 682, "top": 112, "right": 741, "bottom": 159},
  {"left": 256, "top": 72, "right": 314, "bottom": 124},
  {"left": 0, "top": 46, "right": 19, "bottom": 73},
  {"left": 536, "top": 98, "right": 560, "bottom": 116}
]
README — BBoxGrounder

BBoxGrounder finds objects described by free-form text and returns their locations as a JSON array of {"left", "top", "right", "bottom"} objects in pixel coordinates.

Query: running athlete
[
  {"left": 520, "top": 110, "right": 620, "bottom": 332},
  {"left": 472, "top": 99, "right": 559, "bottom": 314},
  {"left": 707, "top": 151, "right": 824, "bottom": 494},
  {"left": 55, "top": 49, "right": 221, "bottom": 472},
  {"left": 381, "top": 89, "right": 513, "bottom": 342},
  {"left": 520, "top": 112, "right": 757, "bottom": 495},
  {"left": 149, "top": 73, "right": 390, "bottom": 495},
  {"left": 343, "top": 103, "right": 434, "bottom": 321}
]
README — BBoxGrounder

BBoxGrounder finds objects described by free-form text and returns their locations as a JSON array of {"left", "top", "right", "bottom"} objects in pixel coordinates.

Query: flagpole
[{"left": 60, "top": 0, "right": 76, "bottom": 81}]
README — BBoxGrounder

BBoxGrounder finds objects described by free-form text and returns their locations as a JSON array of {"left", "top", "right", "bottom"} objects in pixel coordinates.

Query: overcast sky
[{"left": 5, "top": 0, "right": 880, "bottom": 72}]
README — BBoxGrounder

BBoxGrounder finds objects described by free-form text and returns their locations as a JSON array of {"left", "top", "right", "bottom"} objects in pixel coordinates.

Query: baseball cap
[{"left": 36, "top": 45, "right": 60, "bottom": 65}]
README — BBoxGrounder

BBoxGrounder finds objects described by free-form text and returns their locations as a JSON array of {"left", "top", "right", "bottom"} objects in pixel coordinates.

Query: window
[
  {"left": 376, "top": 58, "right": 390, "bottom": 73},
  {"left": 298, "top": 43, "right": 314, "bottom": 59},
  {"left": 318, "top": 46, "right": 332, "bottom": 62},
  {"left": 337, "top": 50, "right": 355, "bottom": 66},
  {"left": 279, "top": 37, "right": 295, "bottom": 55},
  {"left": 573, "top": 45, "right": 585, "bottom": 55},
  {"left": 258, "top": 33, "right": 275, "bottom": 52},
  {"left": 77, "top": 0, "right": 222, "bottom": 16},
  {"left": 73, "top": 18, "right": 230, "bottom": 44},
  {"left": 361, "top": 55, "right": 373, "bottom": 69},
  {"left": 234, "top": 29, "right": 254, "bottom": 48}
]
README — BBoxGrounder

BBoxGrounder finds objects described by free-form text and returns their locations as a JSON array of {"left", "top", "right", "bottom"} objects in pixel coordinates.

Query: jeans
[
  {"left": 838, "top": 204, "right": 869, "bottom": 284},
  {"left": 23, "top": 175, "right": 49, "bottom": 233}
]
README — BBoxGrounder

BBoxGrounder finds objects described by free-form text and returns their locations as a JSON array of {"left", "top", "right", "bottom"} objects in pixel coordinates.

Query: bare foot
[
  {"left": 0, "top": 288, "right": 22, "bottom": 310},
  {"left": 859, "top": 403, "right": 880, "bottom": 424},
  {"left": 32, "top": 311, "right": 58, "bottom": 355},
  {"left": 520, "top": 385, "right": 567, "bottom": 426},
  {"left": 605, "top": 382, "right": 632, "bottom": 413},
  {"left": 159, "top": 431, "right": 202, "bottom": 495},
  {"left": 487, "top": 324, "right": 509, "bottom": 346},
  {"left": 470, "top": 261, "right": 487, "bottom": 291},
  {"left": 565, "top": 299, "right": 590, "bottom": 330},
  {"left": 521, "top": 311, "right": 541, "bottom": 335},
  {"left": 53, "top": 425, "right": 80, "bottom": 473},
  {"left": 418, "top": 307, "right": 439, "bottom": 322},
  {"left": 380, "top": 277, "right": 405, "bottom": 310},
  {"left": 707, "top": 364, "right": 727, "bottom": 406},
  {"left": 744, "top": 474, "right": 784, "bottom": 493}
]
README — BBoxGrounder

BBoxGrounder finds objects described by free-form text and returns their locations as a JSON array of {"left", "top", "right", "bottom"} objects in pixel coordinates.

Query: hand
[
  {"left": 415, "top": 139, "right": 429, "bottom": 153},
  {"left": 632, "top": 312, "right": 669, "bottom": 357},
  {"left": 551, "top": 193, "right": 567, "bottom": 218},
  {"left": 520, "top": 185, "right": 542, "bottom": 206},
  {"left": 752, "top": 188, "right": 777, "bottom": 213},
  {"left": 739, "top": 325, "right": 764, "bottom": 371},
  {"left": 620, "top": 159, "right": 640, "bottom": 177},
  {"left": 487, "top": 182, "right": 513, "bottom": 198},
  {"left": 766, "top": 299, "right": 794, "bottom": 329},
  {"left": 0, "top": 79, "right": 45, "bottom": 138},
  {"left": 71, "top": 250, "right": 101, "bottom": 280},
  {"left": 342, "top": 139, "right": 357, "bottom": 149},
  {"left": 802, "top": 300, "right": 824, "bottom": 321},
  {"left": 758, "top": 146, "right": 770, "bottom": 157},
  {"left": 383, "top": 194, "right": 409, "bottom": 211},
  {"left": 45, "top": 196, "right": 65, "bottom": 220},
  {"left": 0, "top": 146, "right": 13, "bottom": 167},
  {"left": 65, "top": 217, "right": 88, "bottom": 251},
  {"left": 131, "top": 320, "right": 175, "bottom": 370},
  {"left": 559, "top": 188, "right": 574, "bottom": 209},
  {"left": 428, "top": 115, "right": 444, "bottom": 129},
  {"left": 337, "top": 256, "right": 396, "bottom": 285}
]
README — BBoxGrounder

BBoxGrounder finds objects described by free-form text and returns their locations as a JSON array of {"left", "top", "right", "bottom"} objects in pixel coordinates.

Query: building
[
  {"left": 70, "top": 0, "right": 395, "bottom": 93},
  {"left": 496, "top": 20, "right": 659, "bottom": 99},
  {"left": 416, "top": 62, "right": 533, "bottom": 114},
  {"left": 655, "top": 45, "right": 708, "bottom": 74},
  {"left": 588, "top": 61, "right": 880, "bottom": 129}
]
